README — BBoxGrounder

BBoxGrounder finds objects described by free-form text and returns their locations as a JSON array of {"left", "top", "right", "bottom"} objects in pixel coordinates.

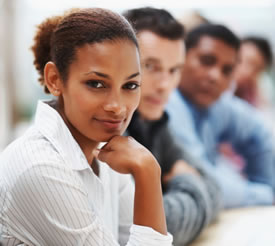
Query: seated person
[
  {"left": 234, "top": 36, "right": 273, "bottom": 107},
  {"left": 124, "top": 8, "right": 222, "bottom": 246},
  {"left": 0, "top": 8, "right": 173, "bottom": 245},
  {"left": 221, "top": 36, "right": 275, "bottom": 183},
  {"left": 166, "top": 24, "right": 274, "bottom": 208}
]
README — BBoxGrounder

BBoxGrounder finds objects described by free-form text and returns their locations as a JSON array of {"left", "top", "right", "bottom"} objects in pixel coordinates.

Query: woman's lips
[{"left": 95, "top": 118, "right": 124, "bottom": 130}]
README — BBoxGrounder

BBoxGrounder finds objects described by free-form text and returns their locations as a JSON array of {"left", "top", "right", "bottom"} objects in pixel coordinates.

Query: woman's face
[{"left": 59, "top": 40, "right": 141, "bottom": 144}]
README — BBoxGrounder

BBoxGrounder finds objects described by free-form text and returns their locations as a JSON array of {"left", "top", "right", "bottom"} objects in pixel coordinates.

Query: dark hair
[
  {"left": 242, "top": 36, "right": 273, "bottom": 68},
  {"left": 31, "top": 8, "right": 138, "bottom": 93},
  {"left": 123, "top": 7, "right": 184, "bottom": 40},
  {"left": 185, "top": 24, "right": 240, "bottom": 51}
]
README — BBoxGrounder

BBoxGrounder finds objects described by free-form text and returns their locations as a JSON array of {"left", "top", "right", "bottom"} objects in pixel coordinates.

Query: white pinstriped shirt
[{"left": 0, "top": 101, "right": 172, "bottom": 246}]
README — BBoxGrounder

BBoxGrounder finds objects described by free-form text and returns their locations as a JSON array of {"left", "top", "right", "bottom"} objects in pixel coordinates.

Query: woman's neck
[{"left": 53, "top": 98, "right": 99, "bottom": 166}]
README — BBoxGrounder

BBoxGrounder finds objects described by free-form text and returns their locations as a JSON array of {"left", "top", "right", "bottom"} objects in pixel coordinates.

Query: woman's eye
[
  {"left": 86, "top": 80, "right": 104, "bottom": 88},
  {"left": 123, "top": 82, "right": 140, "bottom": 90}
]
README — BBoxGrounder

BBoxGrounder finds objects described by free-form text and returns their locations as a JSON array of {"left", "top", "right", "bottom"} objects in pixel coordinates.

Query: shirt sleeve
[
  {"left": 127, "top": 225, "right": 173, "bottom": 245},
  {"left": 163, "top": 171, "right": 221, "bottom": 246},
  {"left": 179, "top": 149, "right": 222, "bottom": 221},
  {"left": 7, "top": 163, "right": 172, "bottom": 246},
  {"left": 213, "top": 157, "right": 274, "bottom": 208},
  {"left": 218, "top": 97, "right": 274, "bottom": 205},
  {"left": 158, "top": 125, "right": 222, "bottom": 245},
  {"left": 117, "top": 173, "right": 173, "bottom": 246}
]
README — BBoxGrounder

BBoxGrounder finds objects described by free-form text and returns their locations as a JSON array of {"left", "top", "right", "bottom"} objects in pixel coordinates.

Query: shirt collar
[
  {"left": 34, "top": 100, "right": 90, "bottom": 171},
  {"left": 129, "top": 110, "right": 168, "bottom": 132},
  {"left": 126, "top": 110, "right": 168, "bottom": 149},
  {"left": 176, "top": 89, "right": 211, "bottom": 119}
]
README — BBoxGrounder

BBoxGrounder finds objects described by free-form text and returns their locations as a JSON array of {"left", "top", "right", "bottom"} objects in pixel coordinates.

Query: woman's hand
[
  {"left": 94, "top": 135, "right": 160, "bottom": 176},
  {"left": 93, "top": 135, "right": 167, "bottom": 235}
]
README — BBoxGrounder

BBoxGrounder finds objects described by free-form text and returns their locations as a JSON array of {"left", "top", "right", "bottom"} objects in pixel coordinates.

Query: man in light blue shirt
[{"left": 167, "top": 24, "right": 274, "bottom": 208}]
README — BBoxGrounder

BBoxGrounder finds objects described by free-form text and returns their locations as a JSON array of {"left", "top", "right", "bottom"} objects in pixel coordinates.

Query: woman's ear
[{"left": 44, "top": 62, "right": 63, "bottom": 97}]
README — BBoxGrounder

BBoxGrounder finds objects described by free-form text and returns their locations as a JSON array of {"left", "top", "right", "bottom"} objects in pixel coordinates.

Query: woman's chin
[{"left": 97, "top": 133, "right": 122, "bottom": 143}]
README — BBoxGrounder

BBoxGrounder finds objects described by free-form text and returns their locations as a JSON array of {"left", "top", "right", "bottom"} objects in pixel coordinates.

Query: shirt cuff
[{"left": 128, "top": 224, "right": 173, "bottom": 245}]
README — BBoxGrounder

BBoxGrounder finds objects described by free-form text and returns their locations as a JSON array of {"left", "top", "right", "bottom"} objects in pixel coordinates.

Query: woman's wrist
[
  {"left": 131, "top": 156, "right": 161, "bottom": 181},
  {"left": 131, "top": 157, "right": 167, "bottom": 235}
]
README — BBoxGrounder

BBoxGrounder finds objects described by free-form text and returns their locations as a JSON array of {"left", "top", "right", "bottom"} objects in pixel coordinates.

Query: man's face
[
  {"left": 179, "top": 35, "right": 238, "bottom": 108},
  {"left": 138, "top": 31, "right": 185, "bottom": 120},
  {"left": 234, "top": 42, "right": 266, "bottom": 87}
]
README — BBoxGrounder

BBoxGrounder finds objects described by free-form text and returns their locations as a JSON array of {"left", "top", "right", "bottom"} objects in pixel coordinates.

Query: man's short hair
[
  {"left": 242, "top": 36, "right": 273, "bottom": 68},
  {"left": 185, "top": 24, "right": 240, "bottom": 51},
  {"left": 123, "top": 7, "right": 184, "bottom": 40}
]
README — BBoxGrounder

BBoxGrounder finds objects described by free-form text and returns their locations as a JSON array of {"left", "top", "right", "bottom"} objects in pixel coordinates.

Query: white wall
[{"left": 1, "top": 0, "right": 275, "bottom": 148}]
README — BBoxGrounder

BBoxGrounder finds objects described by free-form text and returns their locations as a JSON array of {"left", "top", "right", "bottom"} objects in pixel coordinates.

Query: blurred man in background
[
  {"left": 167, "top": 24, "right": 274, "bottom": 208},
  {"left": 124, "top": 8, "right": 222, "bottom": 246},
  {"left": 221, "top": 36, "right": 275, "bottom": 187},
  {"left": 234, "top": 36, "right": 273, "bottom": 107}
]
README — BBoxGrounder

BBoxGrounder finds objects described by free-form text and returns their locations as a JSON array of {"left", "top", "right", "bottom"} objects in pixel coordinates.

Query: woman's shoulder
[{"left": 0, "top": 126, "right": 66, "bottom": 186}]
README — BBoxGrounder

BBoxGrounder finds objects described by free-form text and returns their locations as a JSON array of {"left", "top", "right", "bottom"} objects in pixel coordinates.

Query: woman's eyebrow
[
  {"left": 84, "top": 71, "right": 110, "bottom": 79},
  {"left": 84, "top": 71, "right": 140, "bottom": 80},
  {"left": 126, "top": 72, "right": 140, "bottom": 80}
]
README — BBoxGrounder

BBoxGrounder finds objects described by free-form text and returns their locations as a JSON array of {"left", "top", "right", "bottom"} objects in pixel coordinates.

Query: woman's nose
[{"left": 103, "top": 93, "right": 126, "bottom": 116}]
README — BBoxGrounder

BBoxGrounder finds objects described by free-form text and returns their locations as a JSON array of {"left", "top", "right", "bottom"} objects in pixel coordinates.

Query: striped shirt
[{"left": 0, "top": 101, "right": 172, "bottom": 246}]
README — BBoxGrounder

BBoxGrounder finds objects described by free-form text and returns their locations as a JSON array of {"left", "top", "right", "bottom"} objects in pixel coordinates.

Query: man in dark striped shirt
[{"left": 124, "top": 7, "right": 222, "bottom": 246}]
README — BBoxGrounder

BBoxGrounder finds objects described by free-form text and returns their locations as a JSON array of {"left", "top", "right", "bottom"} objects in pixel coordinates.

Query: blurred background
[{"left": 1, "top": 0, "right": 275, "bottom": 150}]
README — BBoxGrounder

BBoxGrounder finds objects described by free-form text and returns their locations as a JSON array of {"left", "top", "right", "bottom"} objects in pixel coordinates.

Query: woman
[{"left": 0, "top": 8, "right": 172, "bottom": 245}]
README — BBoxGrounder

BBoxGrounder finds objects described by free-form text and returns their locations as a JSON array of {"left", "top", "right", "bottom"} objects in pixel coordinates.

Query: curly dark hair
[{"left": 31, "top": 8, "right": 138, "bottom": 93}]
